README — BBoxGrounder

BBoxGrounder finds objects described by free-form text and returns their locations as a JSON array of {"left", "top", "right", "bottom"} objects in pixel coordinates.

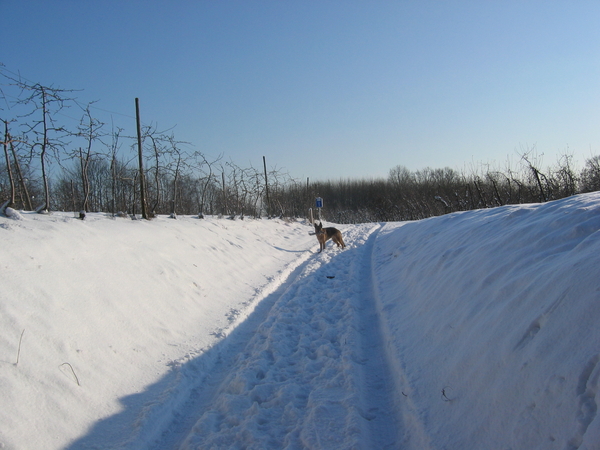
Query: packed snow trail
[
  {"left": 146, "top": 255, "right": 318, "bottom": 450},
  {"left": 149, "top": 222, "right": 404, "bottom": 449}
]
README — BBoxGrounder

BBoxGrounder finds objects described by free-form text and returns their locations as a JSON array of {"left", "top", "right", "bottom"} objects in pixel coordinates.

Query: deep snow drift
[{"left": 1, "top": 192, "right": 599, "bottom": 450}]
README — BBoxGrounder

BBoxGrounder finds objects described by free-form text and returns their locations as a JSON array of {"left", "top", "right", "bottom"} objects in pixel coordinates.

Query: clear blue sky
[{"left": 2, "top": 0, "right": 599, "bottom": 181}]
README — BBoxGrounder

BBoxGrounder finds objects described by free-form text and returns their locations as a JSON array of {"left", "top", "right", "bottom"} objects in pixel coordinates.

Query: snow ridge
[
  {"left": 371, "top": 193, "right": 600, "bottom": 449},
  {"left": 367, "top": 223, "right": 433, "bottom": 450}
]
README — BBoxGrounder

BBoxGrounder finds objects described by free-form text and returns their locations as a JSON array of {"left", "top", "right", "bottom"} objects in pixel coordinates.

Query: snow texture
[{"left": 1, "top": 192, "right": 599, "bottom": 449}]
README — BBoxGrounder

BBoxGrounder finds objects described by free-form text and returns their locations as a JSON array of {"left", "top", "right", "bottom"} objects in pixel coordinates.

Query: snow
[{"left": 1, "top": 193, "right": 599, "bottom": 449}]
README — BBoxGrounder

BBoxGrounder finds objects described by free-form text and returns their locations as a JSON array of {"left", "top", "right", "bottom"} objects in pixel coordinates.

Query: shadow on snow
[{"left": 64, "top": 244, "right": 355, "bottom": 450}]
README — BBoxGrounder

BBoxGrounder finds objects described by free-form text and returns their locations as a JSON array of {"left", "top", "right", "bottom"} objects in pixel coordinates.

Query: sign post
[{"left": 315, "top": 197, "right": 323, "bottom": 222}]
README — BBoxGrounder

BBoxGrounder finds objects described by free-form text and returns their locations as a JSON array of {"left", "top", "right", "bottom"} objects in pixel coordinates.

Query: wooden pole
[
  {"left": 135, "top": 98, "right": 148, "bottom": 219},
  {"left": 263, "top": 156, "right": 270, "bottom": 217},
  {"left": 2, "top": 120, "right": 15, "bottom": 208},
  {"left": 222, "top": 171, "right": 227, "bottom": 216}
]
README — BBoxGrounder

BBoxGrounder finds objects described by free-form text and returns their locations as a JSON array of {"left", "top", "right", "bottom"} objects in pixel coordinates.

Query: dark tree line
[
  {"left": 1, "top": 65, "right": 599, "bottom": 223},
  {"left": 306, "top": 150, "right": 600, "bottom": 224}
]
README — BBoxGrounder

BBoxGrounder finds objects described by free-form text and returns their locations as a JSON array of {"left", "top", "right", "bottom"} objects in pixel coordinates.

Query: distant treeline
[
  {"left": 1, "top": 66, "right": 599, "bottom": 223},
  {"left": 306, "top": 154, "right": 600, "bottom": 223}
]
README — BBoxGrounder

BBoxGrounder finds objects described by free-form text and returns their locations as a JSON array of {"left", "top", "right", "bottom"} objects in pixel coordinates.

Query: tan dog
[{"left": 314, "top": 221, "right": 345, "bottom": 253}]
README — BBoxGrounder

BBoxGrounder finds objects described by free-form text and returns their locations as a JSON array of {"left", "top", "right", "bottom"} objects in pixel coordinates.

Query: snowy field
[{"left": 1, "top": 192, "right": 599, "bottom": 450}]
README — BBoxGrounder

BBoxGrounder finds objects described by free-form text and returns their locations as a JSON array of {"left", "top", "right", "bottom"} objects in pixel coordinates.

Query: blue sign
[{"left": 316, "top": 197, "right": 323, "bottom": 208}]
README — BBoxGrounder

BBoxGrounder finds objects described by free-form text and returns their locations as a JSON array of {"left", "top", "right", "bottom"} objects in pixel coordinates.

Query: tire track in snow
[
  {"left": 354, "top": 224, "right": 406, "bottom": 449},
  {"left": 152, "top": 223, "right": 405, "bottom": 449}
]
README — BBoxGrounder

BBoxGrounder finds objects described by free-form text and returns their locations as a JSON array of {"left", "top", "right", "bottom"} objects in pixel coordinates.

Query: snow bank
[
  {"left": 0, "top": 213, "right": 314, "bottom": 450},
  {"left": 373, "top": 192, "right": 600, "bottom": 449}
]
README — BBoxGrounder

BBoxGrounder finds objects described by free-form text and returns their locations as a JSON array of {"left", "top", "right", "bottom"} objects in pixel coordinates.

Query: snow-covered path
[
  {"left": 157, "top": 223, "right": 403, "bottom": 449},
  {"left": 64, "top": 222, "right": 407, "bottom": 450}
]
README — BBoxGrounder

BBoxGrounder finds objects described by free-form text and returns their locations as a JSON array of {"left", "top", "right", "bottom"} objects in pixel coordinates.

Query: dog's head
[{"left": 314, "top": 221, "right": 324, "bottom": 234}]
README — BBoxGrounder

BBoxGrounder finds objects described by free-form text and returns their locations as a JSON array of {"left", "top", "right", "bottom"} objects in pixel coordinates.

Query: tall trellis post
[
  {"left": 135, "top": 98, "right": 148, "bottom": 219},
  {"left": 263, "top": 156, "right": 270, "bottom": 217}
]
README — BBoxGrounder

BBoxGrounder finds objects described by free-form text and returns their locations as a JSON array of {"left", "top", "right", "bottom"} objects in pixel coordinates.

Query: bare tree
[
  {"left": 106, "top": 125, "right": 125, "bottom": 215},
  {"left": 580, "top": 155, "right": 600, "bottom": 192},
  {"left": 520, "top": 149, "right": 548, "bottom": 202},
  {"left": 72, "top": 102, "right": 105, "bottom": 216},
  {"left": 551, "top": 152, "right": 578, "bottom": 198},
  {"left": 165, "top": 134, "right": 188, "bottom": 218},
  {"left": 194, "top": 152, "right": 221, "bottom": 218},
  {"left": 15, "top": 82, "right": 75, "bottom": 212}
]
